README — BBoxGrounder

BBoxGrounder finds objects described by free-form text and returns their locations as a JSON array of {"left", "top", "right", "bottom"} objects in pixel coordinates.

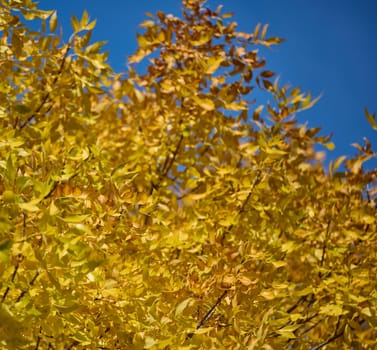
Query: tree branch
[
  {"left": 161, "top": 134, "right": 184, "bottom": 177},
  {"left": 187, "top": 290, "right": 228, "bottom": 339},
  {"left": 311, "top": 317, "right": 344, "bottom": 350},
  {"left": 311, "top": 329, "right": 343, "bottom": 350},
  {"left": 319, "top": 220, "right": 331, "bottom": 278},
  {"left": 1, "top": 260, "right": 19, "bottom": 303},
  {"left": 144, "top": 134, "right": 184, "bottom": 225},
  {"left": 1, "top": 214, "right": 26, "bottom": 303},
  {"left": 221, "top": 169, "right": 262, "bottom": 242},
  {"left": 15, "top": 269, "right": 40, "bottom": 303}
]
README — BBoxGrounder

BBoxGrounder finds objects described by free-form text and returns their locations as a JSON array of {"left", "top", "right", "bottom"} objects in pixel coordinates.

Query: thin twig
[
  {"left": 34, "top": 336, "right": 41, "bottom": 350},
  {"left": 298, "top": 317, "right": 323, "bottom": 336},
  {"left": 16, "top": 270, "right": 40, "bottom": 303},
  {"left": 286, "top": 295, "right": 306, "bottom": 314},
  {"left": 187, "top": 290, "right": 228, "bottom": 339},
  {"left": 2, "top": 214, "right": 26, "bottom": 303},
  {"left": 144, "top": 134, "right": 184, "bottom": 225},
  {"left": 19, "top": 40, "right": 72, "bottom": 130},
  {"left": 311, "top": 330, "right": 343, "bottom": 350},
  {"left": 319, "top": 220, "right": 331, "bottom": 278},
  {"left": 162, "top": 135, "right": 184, "bottom": 177},
  {"left": 221, "top": 169, "right": 262, "bottom": 242},
  {"left": 1, "top": 261, "right": 19, "bottom": 303},
  {"left": 22, "top": 212, "right": 27, "bottom": 236},
  {"left": 320, "top": 221, "right": 331, "bottom": 267},
  {"left": 311, "top": 317, "right": 344, "bottom": 350}
]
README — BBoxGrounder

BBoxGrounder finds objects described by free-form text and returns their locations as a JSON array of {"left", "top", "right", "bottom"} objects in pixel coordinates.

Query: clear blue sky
[{"left": 38, "top": 0, "right": 377, "bottom": 168}]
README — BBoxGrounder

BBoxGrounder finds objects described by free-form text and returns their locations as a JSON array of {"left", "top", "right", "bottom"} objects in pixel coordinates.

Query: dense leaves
[{"left": 0, "top": 0, "right": 376, "bottom": 348}]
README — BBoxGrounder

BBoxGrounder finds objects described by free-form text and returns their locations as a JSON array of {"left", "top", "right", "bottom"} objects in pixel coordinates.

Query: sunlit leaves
[
  {"left": 0, "top": 0, "right": 376, "bottom": 349},
  {"left": 71, "top": 9, "right": 96, "bottom": 33},
  {"left": 192, "top": 96, "right": 215, "bottom": 111}
]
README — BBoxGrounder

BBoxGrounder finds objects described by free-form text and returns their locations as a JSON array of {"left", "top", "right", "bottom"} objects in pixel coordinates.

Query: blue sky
[{"left": 38, "top": 0, "right": 377, "bottom": 168}]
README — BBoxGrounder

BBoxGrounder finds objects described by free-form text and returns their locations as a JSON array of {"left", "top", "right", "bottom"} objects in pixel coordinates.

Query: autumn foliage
[{"left": 0, "top": 0, "right": 376, "bottom": 348}]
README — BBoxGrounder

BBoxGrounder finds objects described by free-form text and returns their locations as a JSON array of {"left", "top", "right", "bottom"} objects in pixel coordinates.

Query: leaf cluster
[{"left": 0, "top": 0, "right": 376, "bottom": 349}]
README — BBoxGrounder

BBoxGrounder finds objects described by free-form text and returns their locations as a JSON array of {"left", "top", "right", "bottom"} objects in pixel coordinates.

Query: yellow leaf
[
  {"left": 260, "top": 289, "right": 277, "bottom": 300},
  {"left": 19, "top": 199, "right": 40, "bottom": 212},
  {"left": 361, "top": 214, "right": 375, "bottom": 224},
  {"left": 205, "top": 56, "right": 224, "bottom": 75},
  {"left": 253, "top": 23, "right": 261, "bottom": 39},
  {"left": 54, "top": 303, "right": 80, "bottom": 313},
  {"left": 361, "top": 307, "right": 372, "bottom": 317},
  {"left": 193, "top": 96, "right": 215, "bottom": 111},
  {"left": 333, "top": 155, "right": 346, "bottom": 171},
  {"left": 85, "top": 41, "right": 106, "bottom": 54},
  {"left": 324, "top": 142, "right": 335, "bottom": 150},
  {"left": 365, "top": 108, "right": 377, "bottom": 130},
  {"left": 261, "top": 24, "right": 269, "bottom": 39},
  {"left": 223, "top": 101, "right": 247, "bottom": 111},
  {"left": 190, "top": 32, "right": 212, "bottom": 46},
  {"left": 319, "top": 303, "right": 347, "bottom": 316},
  {"left": 238, "top": 275, "right": 257, "bottom": 286},
  {"left": 195, "top": 327, "right": 214, "bottom": 334},
  {"left": 72, "top": 331, "right": 91, "bottom": 345},
  {"left": 2, "top": 190, "right": 17, "bottom": 203},
  {"left": 272, "top": 261, "right": 286, "bottom": 268},
  {"left": 175, "top": 298, "right": 192, "bottom": 316},
  {"left": 188, "top": 167, "right": 201, "bottom": 178},
  {"left": 80, "top": 9, "right": 89, "bottom": 28},
  {"left": 71, "top": 15, "right": 80, "bottom": 32},
  {"left": 219, "top": 216, "right": 235, "bottom": 227},
  {"left": 145, "top": 336, "right": 158, "bottom": 349},
  {"left": 59, "top": 215, "right": 90, "bottom": 223},
  {"left": 137, "top": 33, "right": 150, "bottom": 48},
  {"left": 277, "top": 324, "right": 301, "bottom": 339},
  {"left": 139, "top": 20, "right": 155, "bottom": 28},
  {"left": 222, "top": 13, "right": 234, "bottom": 19},
  {"left": 49, "top": 11, "right": 58, "bottom": 32},
  {"left": 291, "top": 94, "right": 305, "bottom": 104}
]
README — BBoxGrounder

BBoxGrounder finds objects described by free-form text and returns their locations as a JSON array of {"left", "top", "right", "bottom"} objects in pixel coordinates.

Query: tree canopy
[{"left": 0, "top": 0, "right": 376, "bottom": 348}]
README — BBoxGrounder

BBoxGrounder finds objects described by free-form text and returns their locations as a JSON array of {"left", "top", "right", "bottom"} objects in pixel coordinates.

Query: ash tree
[{"left": 0, "top": 0, "right": 376, "bottom": 348}]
